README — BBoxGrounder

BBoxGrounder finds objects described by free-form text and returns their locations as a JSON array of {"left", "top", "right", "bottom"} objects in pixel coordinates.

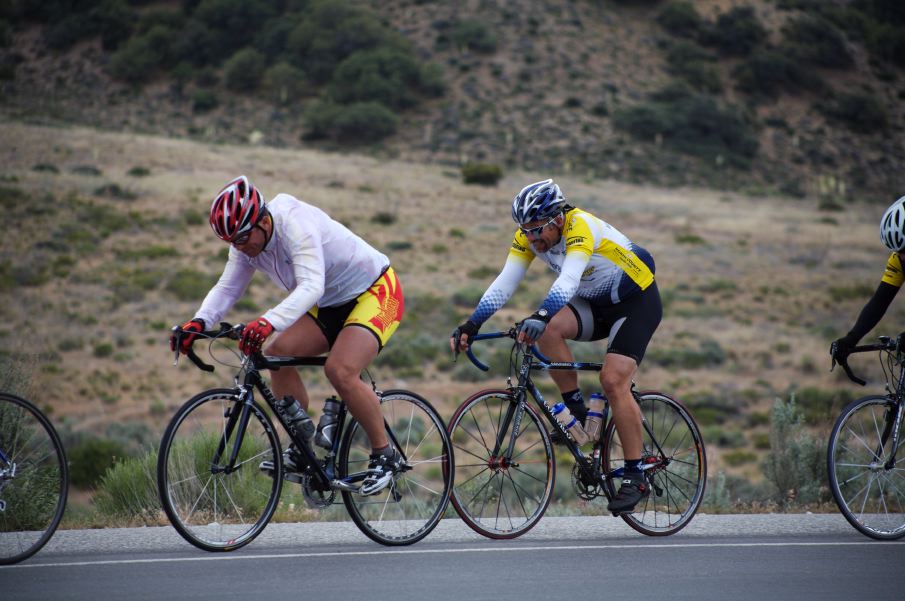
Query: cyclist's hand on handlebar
[
  {"left": 239, "top": 316, "right": 273, "bottom": 355},
  {"left": 450, "top": 320, "right": 479, "bottom": 355},
  {"left": 829, "top": 336, "right": 854, "bottom": 366},
  {"left": 170, "top": 318, "right": 205, "bottom": 355},
  {"left": 515, "top": 310, "right": 550, "bottom": 345}
]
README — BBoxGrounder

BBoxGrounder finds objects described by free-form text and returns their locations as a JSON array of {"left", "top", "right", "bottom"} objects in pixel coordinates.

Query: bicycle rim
[
  {"left": 604, "top": 392, "right": 706, "bottom": 536},
  {"left": 157, "top": 389, "right": 282, "bottom": 552},
  {"left": 0, "top": 393, "right": 68, "bottom": 565},
  {"left": 828, "top": 396, "right": 905, "bottom": 540},
  {"left": 340, "top": 390, "right": 453, "bottom": 546},
  {"left": 448, "top": 390, "right": 554, "bottom": 539}
]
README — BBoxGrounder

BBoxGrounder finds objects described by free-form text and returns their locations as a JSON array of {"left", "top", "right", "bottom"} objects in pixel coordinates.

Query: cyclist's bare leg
[
  {"left": 602, "top": 352, "right": 642, "bottom": 459},
  {"left": 265, "top": 314, "right": 330, "bottom": 411},
  {"left": 324, "top": 326, "right": 388, "bottom": 450},
  {"left": 537, "top": 309, "right": 580, "bottom": 393}
]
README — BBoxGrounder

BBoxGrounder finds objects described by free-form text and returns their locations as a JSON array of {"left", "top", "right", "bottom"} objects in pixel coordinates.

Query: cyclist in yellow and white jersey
[
  {"left": 169, "top": 176, "right": 405, "bottom": 495},
  {"left": 832, "top": 196, "right": 905, "bottom": 362},
  {"left": 450, "top": 179, "right": 662, "bottom": 514}
]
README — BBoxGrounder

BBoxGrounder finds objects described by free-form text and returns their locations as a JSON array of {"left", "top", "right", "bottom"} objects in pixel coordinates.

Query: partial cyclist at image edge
[
  {"left": 831, "top": 195, "right": 905, "bottom": 365},
  {"left": 170, "top": 175, "right": 405, "bottom": 496},
  {"left": 450, "top": 178, "right": 662, "bottom": 515}
]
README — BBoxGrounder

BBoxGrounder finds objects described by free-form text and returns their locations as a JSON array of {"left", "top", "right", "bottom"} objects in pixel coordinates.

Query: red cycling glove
[
  {"left": 240, "top": 317, "right": 274, "bottom": 355},
  {"left": 170, "top": 318, "right": 205, "bottom": 354}
]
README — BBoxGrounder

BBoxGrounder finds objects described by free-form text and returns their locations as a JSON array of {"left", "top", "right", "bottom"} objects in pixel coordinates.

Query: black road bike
[
  {"left": 448, "top": 330, "right": 706, "bottom": 539},
  {"left": 829, "top": 335, "right": 905, "bottom": 540},
  {"left": 0, "top": 392, "right": 68, "bottom": 564},
  {"left": 158, "top": 323, "right": 453, "bottom": 549}
]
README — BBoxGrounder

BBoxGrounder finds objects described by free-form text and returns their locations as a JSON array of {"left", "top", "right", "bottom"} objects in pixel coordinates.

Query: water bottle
[
  {"left": 279, "top": 395, "right": 315, "bottom": 445},
  {"left": 584, "top": 393, "right": 607, "bottom": 441},
  {"left": 315, "top": 396, "right": 342, "bottom": 449},
  {"left": 551, "top": 402, "right": 589, "bottom": 445}
]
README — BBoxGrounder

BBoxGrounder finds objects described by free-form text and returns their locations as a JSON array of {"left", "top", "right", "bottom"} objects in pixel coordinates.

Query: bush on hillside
[
  {"left": 329, "top": 48, "right": 422, "bottom": 109},
  {"left": 304, "top": 100, "right": 398, "bottom": 143},
  {"left": 656, "top": 1, "right": 703, "bottom": 38},
  {"left": 782, "top": 15, "right": 854, "bottom": 69},
  {"left": 701, "top": 6, "right": 767, "bottom": 56},
  {"left": 665, "top": 41, "right": 721, "bottom": 93},
  {"left": 451, "top": 20, "right": 498, "bottom": 53},
  {"left": 461, "top": 162, "right": 503, "bottom": 186},
  {"left": 109, "top": 25, "right": 176, "bottom": 84},
  {"left": 733, "top": 49, "right": 826, "bottom": 99},
  {"left": 818, "top": 92, "right": 888, "bottom": 133},
  {"left": 193, "top": 0, "right": 278, "bottom": 61},
  {"left": 68, "top": 437, "right": 129, "bottom": 489},
  {"left": 613, "top": 87, "right": 758, "bottom": 167},
  {"left": 263, "top": 61, "right": 308, "bottom": 105},
  {"left": 224, "top": 47, "right": 266, "bottom": 90}
]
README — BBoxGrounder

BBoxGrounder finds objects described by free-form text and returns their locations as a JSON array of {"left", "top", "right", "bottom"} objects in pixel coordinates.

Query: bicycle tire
[
  {"left": 828, "top": 395, "right": 905, "bottom": 540},
  {"left": 157, "top": 388, "right": 282, "bottom": 552},
  {"left": 603, "top": 391, "right": 706, "bottom": 536},
  {"left": 0, "top": 392, "right": 69, "bottom": 565},
  {"left": 338, "top": 390, "right": 453, "bottom": 546},
  {"left": 447, "top": 389, "right": 555, "bottom": 539}
]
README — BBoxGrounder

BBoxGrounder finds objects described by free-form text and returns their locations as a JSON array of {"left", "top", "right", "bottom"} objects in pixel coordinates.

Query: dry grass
[{"left": 0, "top": 120, "right": 897, "bottom": 483}]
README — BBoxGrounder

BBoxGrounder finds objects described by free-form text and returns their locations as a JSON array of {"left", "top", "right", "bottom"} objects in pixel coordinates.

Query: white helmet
[
  {"left": 880, "top": 196, "right": 905, "bottom": 252},
  {"left": 511, "top": 179, "right": 565, "bottom": 224}
]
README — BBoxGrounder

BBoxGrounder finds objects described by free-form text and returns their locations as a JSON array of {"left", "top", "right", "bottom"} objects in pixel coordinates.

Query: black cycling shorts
[{"left": 566, "top": 281, "right": 662, "bottom": 364}]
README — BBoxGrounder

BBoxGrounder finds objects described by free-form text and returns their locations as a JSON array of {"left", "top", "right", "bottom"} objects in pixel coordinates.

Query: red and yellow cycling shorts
[{"left": 308, "top": 267, "right": 404, "bottom": 349}]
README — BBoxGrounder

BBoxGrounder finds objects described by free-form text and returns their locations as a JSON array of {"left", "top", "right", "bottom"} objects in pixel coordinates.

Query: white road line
[{"left": 1, "top": 541, "right": 897, "bottom": 570}]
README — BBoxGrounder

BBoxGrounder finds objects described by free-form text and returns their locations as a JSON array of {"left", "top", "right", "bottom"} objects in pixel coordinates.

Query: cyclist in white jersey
[
  {"left": 170, "top": 176, "right": 405, "bottom": 495},
  {"left": 450, "top": 179, "right": 662, "bottom": 514}
]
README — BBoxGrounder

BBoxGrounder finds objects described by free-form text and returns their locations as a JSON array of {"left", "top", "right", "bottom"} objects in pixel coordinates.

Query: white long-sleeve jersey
[{"left": 194, "top": 194, "right": 389, "bottom": 331}]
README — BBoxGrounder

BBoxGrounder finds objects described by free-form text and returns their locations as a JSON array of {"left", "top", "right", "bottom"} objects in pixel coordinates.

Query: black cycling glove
[{"left": 451, "top": 320, "right": 480, "bottom": 350}]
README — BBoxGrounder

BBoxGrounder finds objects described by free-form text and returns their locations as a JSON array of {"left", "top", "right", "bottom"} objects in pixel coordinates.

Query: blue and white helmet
[
  {"left": 880, "top": 195, "right": 905, "bottom": 252},
  {"left": 511, "top": 179, "right": 565, "bottom": 224}
]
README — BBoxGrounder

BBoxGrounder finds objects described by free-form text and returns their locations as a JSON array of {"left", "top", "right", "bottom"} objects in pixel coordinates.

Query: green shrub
[
  {"left": 263, "top": 61, "right": 308, "bottom": 105},
  {"left": 665, "top": 41, "right": 721, "bottom": 93},
  {"left": 109, "top": 25, "right": 175, "bottom": 84},
  {"left": 165, "top": 268, "right": 216, "bottom": 301},
  {"left": 94, "top": 343, "right": 114, "bottom": 358},
  {"left": 461, "top": 162, "right": 503, "bottom": 186},
  {"left": 193, "top": 0, "right": 278, "bottom": 61},
  {"left": 723, "top": 449, "right": 758, "bottom": 467},
  {"left": 332, "top": 102, "right": 399, "bottom": 142},
  {"left": 762, "top": 395, "right": 828, "bottom": 506},
  {"left": 701, "top": 6, "right": 767, "bottom": 56},
  {"left": 69, "top": 437, "right": 130, "bottom": 489},
  {"left": 613, "top": 89, "right": 758, "bottom": 167},
  {"left": 452, "top": 20, "right": 497, "bottom": 53},
  {"left": 656, "top": 1, "right": 703, "bottom": 38},
  {"left": 93, "top": 448, "right": 160, "bottom": 523},
  {"left": 329, "top": 47, "right": 421, "bottom": 109},
  {"left": 127, "top": 166, "right": 151, "bottom": 177},
  {"left": 782, "top": 15, "right": 854, "bottom": 69},
  {"left": 192, "top": 89, "right": 219, "bottom": 113},
  {"left": 647, "top": 339, "right": 727, "bottom": 369},
  {"left": 224, "top": 47, "right": 266, "bottom": 90},
  {"left": 733, "top": 49, "right": 825, "bottom": 98},
  {"left": 818, "top": 92, "right": 888, "bottom": 134}
]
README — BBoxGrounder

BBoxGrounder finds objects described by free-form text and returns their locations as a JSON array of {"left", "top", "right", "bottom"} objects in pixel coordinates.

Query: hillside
[
  {"left": 1, "top": 121, "right": 900, "bottom": 499},
  {"left": 0, "top": 0, "right": 903, "bottom": 200}
]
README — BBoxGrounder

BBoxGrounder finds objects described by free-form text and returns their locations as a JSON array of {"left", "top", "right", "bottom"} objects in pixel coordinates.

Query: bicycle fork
[{"left": 877, "top": 400, "right": 904, "bottom": 470}]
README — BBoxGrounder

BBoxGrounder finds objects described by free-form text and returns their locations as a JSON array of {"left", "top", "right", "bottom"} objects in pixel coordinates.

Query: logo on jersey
[
  {"left": 512, "top": 241, "right": 529, "bottom": 253},
  {"left": 566, "top": 236, "right": 586, "bottom": 247}
]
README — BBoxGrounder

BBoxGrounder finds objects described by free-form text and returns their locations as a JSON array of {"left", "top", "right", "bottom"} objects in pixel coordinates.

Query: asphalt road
[{"left": 2, "top": 514, "right": 903, "bottom": 601}]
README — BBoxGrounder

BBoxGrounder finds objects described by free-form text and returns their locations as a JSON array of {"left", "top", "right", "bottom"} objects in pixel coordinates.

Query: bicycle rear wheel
[
  {"left": 604, "top": 391, "right": 706, "bottom": 536},
  {"left": 339, "top": 390, "right": 453, "bottom": 546},
  {"left": 828, "top": 395, "right": 905, "bottom": 540},
  {"left": 0, "top": 393, "right": 68, "bottom": 565},
  {"left": 447, "top": 389, "right": 554, "bottom": 539},
  {"left": 157, "top": 389, "right": 282, "bottom": 552}
]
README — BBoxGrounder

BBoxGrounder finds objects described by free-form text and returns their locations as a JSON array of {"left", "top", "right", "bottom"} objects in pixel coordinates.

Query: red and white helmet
[{"left": 209, "top": 176, "right": 266, "bottom": 242}]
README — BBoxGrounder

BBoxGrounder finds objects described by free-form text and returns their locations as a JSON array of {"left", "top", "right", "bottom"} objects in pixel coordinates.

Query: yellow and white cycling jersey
[
  {"left": 881, "top": 252, "right": 905, "bottom": 288},
  {"left": 470, "top": 207, "right": 655, "bottom": 324}
]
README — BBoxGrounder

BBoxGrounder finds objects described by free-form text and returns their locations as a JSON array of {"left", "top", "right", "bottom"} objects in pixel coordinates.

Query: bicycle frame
[
  {"left": 469, "top": 332, "right": 664, "bottom": 488},
  {"left": 207, "top": 352, "right": 412, "bottom": 493}
]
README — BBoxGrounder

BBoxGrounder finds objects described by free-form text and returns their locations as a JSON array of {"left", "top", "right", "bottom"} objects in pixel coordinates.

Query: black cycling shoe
[{"left": 607, "top": 472, "right": 650, "bottom": 515}]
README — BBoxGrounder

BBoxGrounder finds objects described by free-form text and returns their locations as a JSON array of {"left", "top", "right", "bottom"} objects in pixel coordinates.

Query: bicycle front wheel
[
  {"left": 339, "top": 390, "right": 453, "bottom": 546},
  {"left": 0, "top": 393, "right": 68, "bottom": 565},
  {"left": 604, "top": 391, "right": 706, "bottom": 536},
  {"left": 828, "top": 395, "right": 905, "bottom": 540},
  {"left": 157, "top": 389, "right": 282, "bottom": 552},
  {"left": 447, "top": 390, "right": 554, "bottom": 539}
]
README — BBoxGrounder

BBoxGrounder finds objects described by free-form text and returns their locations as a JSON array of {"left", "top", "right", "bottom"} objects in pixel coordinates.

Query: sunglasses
[{"left": 519, "top": 214, "right": 559, "bottom": 238}]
